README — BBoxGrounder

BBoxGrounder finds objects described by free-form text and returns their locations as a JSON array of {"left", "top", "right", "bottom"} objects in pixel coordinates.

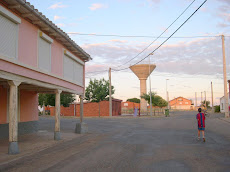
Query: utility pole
[
  {"left": 221, "top": 35, "right": 229, "bottom": 118},
  {"left": 211, "top": 82, "right": 214, "bottom": 112},
  {"left": 195, "top": 92, "right": 197, "bottom": 107},
  {"left": 204, "top": 91, "right": 206, "bottom": 110},
  {"left": 201, "top": 92, "right": 203, "bottom": 107},
  {"left": 109, "top": 68, "right": 112, "bottom": 117},
  {"left": 166, "top": 79, "right": 169, "bottom": 109},
  {"left": 149, "top": 54, "right": 152, "bottom": 116}
]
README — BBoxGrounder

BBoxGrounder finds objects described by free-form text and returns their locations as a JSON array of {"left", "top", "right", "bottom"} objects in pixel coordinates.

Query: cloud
[
  {"left": 82, "top": 37, "right": 229, "bottom": 77},
  {"left": 148, "top": 0, "right": 161, "bottom": 3},
  {"left": 85, "top": 64, "right": 108, "bottom": 73},
  {"left": 89, "top": 3, "right": 108, "bottom": 11},
  {"left": 216, "top": 0, "right": 230, "bottom": 28},
  {"left": 54, "top": 15, "right": 65, "bottom": 21},
  {"left": 218, "top": 23, "right": 230, "bottom": 28},
  {"left": 109, "top": 39, "right": 128, "bottom": 43},
  {"left": 48, "top": 2, "right": 68, "bottom": 9},
  {"left": 217, "top": 0, "right": 230, "bottom": 6}
]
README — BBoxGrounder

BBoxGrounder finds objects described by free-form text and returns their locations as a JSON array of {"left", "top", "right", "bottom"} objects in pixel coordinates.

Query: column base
[
  {"left": 75, "top": 122, "right": 88, "bottom": 134},
  {"left": 54, "top": 131, "right": 61, "bottom": 140},
  {"left": 8, "top": 142, "right": 19, "bottom": 155}
]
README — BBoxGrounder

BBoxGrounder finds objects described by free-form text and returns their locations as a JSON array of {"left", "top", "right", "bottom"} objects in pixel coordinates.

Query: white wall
[{"left": 220, "top": 95, "right": 230, "bottom": 113}]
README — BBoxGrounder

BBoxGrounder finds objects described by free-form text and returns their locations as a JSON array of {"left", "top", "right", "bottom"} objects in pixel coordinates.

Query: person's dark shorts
[{"left": 198, "top": 127, "right": 205, "bottom": 131}]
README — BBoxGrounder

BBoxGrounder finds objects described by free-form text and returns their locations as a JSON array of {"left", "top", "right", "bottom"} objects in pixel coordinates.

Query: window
[
  {"left": 221, "top": 103, "right": 224, "bottom": 110},
  {"left": 63, "top": 50, "right": 84, "bottom": 86},
  {"left": 179, "top": 102, "right": 182, "bottom": 105},
  {"left": 0, "top": 6, "right": 21, "bottom": 59},
  {"left": 178, "top": 98, "right": 182, "bottom": 101},
  {"left": 185, "top": 102, "right": 188, "bottom": 104},
  {"left": 38, "top": 31, "right": 53, "bottom": 72}
]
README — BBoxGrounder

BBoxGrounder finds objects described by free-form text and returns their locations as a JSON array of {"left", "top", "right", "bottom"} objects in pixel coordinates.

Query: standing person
[{"left": 196, "top": 108, "right": 206, "bottom": 142}]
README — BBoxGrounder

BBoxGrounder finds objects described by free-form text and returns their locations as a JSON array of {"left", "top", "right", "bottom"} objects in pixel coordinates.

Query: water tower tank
[{"left": 130, "top": 64, "right": 156, "bottom": 112}]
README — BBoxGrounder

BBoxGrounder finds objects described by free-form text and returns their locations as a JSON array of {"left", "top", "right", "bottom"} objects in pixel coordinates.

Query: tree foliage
[
  {"left": 85, "top": 78, "right": 115, "bottom": 102},
  {"left": 201, "top": 100, "right": 210, "bottom": 108},
  {"left": 141, "top": 92, "right": 168, "bottom": 108},
  {"left": 38, "top": 93, "right": 75, "bottom": 107},
  {"left": 126, "top": 98, "right": 140, "bottom": 103}
]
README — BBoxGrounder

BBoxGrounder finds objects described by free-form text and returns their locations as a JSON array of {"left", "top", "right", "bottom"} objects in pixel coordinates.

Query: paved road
[{"left": 1, "top": 111, "right": 230, "bottom": 172}]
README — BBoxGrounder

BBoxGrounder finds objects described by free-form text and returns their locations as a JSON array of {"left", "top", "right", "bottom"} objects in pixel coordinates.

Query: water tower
[{"left": 130, "top": 64, "right": 156, "bottom": 112}]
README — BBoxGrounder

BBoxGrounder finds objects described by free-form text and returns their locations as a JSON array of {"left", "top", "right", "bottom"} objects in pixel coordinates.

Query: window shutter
[
  {"left": 0, "top": 14, "right": 18, "bottom": 59},
  {"left": 38, "top": 37, "right": 51, "bottom": 72}
]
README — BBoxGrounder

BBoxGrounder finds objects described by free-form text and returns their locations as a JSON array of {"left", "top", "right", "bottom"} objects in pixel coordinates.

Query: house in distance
[{"left": 169, "top": 97, "right": 193, "bottom": 110}]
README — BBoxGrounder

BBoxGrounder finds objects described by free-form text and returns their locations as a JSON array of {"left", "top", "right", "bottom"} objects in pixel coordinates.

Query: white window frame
[
  {"left": 0, "top": 6, "right": 21, "bottom": 24},
  {"left": 0, "top": 5, "right": 21, "bottom": 60},
  {"left": 38, "top": 31, "right": 53, "bottom": 72},
  {"left": 63, "top": 49, "right": 84, "bottom": 86}
]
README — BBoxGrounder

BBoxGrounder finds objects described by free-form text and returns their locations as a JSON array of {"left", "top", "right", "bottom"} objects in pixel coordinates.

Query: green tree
[
  {"left": 141, "top": 92, "right": 168, "bottom": 108},
  {"left": 38, "top": 93, "right": 75, "bottom": 107},
  {"left": 201, "top": 100, "right": 210, "bottom": 108},
  {"left": 85, "top": 78, "right": 115, "bottom": 102},
  {"left": 157, "top": 98, "right": 168, "bottom": 108},
  {"left": 126, "top": 98, "right": 140, "bottom": 103},
  {"left": 61, "top": 94, "right": 76, "bottom": 107}
]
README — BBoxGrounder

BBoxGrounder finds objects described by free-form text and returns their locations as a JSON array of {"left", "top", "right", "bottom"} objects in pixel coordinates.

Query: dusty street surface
[{"left": 1, "top": 111, "right": 230, "bottom": 172}]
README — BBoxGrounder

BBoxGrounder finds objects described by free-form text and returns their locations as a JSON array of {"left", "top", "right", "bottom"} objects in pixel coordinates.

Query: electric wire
[
  {"left": 67, "top": 33, "right": 229, "bottom": 38},
  {"left": 114, "top": 0, "right": 196, "bottom": 69},
  {"left": 113, "top": 0, "right": 208, "bottom": 72}
]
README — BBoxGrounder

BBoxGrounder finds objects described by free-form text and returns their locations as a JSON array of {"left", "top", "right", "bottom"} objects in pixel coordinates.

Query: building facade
[
  {"left": 0, "top": 0, "right": 90, "bottom": 154},
  {"left": 220, "top": 94, "right": 230, "bottom": 113},
  {"left": 169, "top": 97, "right": 193, "bottom": 110}
]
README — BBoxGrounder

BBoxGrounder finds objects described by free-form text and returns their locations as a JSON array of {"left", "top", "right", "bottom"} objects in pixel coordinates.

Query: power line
[
  {"left": 114, "top": 0, "right": 196, "bottom": 69},
  {"left": 67, "top": 33, "right": 228, "bottom": 39},
  {"left": 86, "top": 69, "right": 108, "bottom": 74},
  {"left": 114, "top": 0, "right": 208, "bottom": 71}
]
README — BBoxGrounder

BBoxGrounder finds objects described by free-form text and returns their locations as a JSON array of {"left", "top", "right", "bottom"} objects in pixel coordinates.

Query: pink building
[{"left": 0, "top": 0, "right": 91, "bottom": 154}]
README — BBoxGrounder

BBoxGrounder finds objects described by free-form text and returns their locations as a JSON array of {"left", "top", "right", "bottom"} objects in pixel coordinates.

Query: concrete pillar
[
  {"left": 42, "top": 102, "right": 45, "bottom": 115},
  {"left": 75, "top": 95, "right": 88, "bottom": 134},
  {"left": 8, "top": 80, "right": 21, "bottom": 155},
  {"left": 80, "top": 95, "right": 83, "bottom": 123},
  {"left": 140, "top": 79, "right": 147, "bottom": 112},
  {"left": 54, "top": 89, "right": 62, "bottom": 140}
]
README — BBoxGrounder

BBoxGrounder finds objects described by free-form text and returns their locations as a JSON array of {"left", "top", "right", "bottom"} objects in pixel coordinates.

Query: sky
[{"left": 27, "top": 0, "right": 230, "bottom": 105}]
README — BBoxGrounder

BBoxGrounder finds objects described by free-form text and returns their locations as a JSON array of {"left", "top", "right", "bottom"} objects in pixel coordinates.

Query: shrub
[{"left": 214, "top": 105, "right": 220, "bottom": 113}]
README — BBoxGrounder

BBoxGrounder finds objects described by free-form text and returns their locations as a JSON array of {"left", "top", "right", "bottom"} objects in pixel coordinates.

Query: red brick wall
[
  {"left": 76, "top": 101, "right": 109, "bottom": 117},
  {"left": 61, "top": 104, "right": 74, "bottom": 116},
  {"left": 76, "top": 102, "right": 100, "bottom": 117},
  {"left": 122, "top": 101, "right": 140, "bottom": 109},
  {"left": 50, "top": 100, "right": 121, "bottom": 117}
]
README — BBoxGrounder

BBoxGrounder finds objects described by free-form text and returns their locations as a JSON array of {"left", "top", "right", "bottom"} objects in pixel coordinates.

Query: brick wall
[
  {"left": 50, "top": 100, "right": 121, "bottom": 117},
  {"left": 122, "top": 101, "right": 140, "bottom": 109},
  {"left": 169, "top": 97, "right": 192, "bottom": 110}
]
